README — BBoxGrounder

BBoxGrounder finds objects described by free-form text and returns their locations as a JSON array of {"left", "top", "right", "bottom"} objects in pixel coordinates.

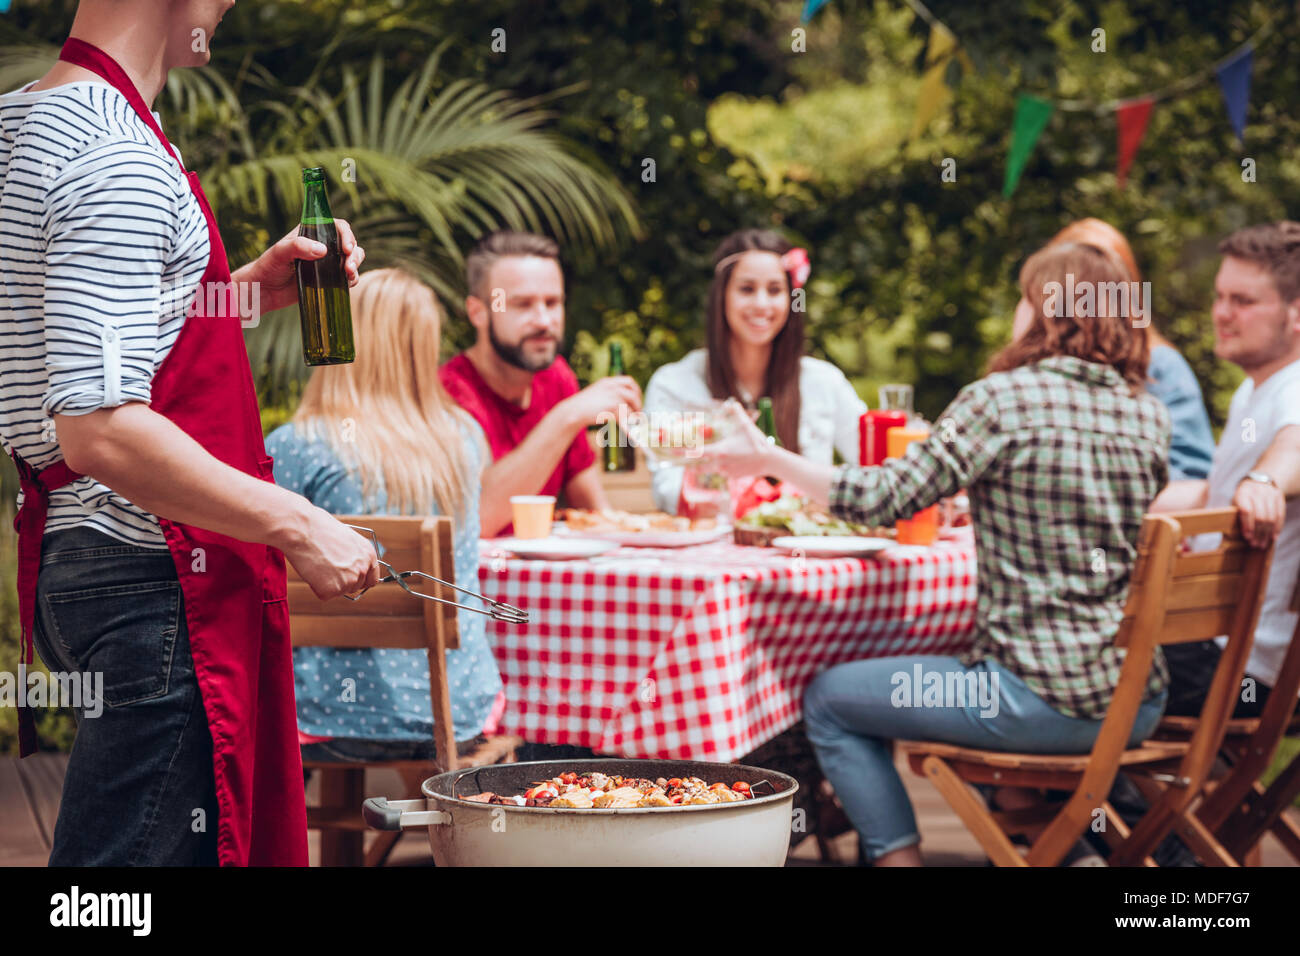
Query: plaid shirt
[{"left": 830, "top": 356, "right": 1171, "bottom": 720}]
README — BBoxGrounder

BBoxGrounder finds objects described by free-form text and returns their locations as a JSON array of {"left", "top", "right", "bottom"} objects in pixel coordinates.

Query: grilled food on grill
[{"left": 462, "top": 771, "right": 758, "bottom": 808}]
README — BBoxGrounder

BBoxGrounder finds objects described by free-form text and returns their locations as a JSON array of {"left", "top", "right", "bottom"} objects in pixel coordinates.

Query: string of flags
[{"left": 800, "top": 1, "right": 1266, "bottom": 196}]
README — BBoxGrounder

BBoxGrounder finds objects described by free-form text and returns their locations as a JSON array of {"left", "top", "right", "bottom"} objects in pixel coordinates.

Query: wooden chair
[
  {"left": 288, "top": 515, "right": 521, "bottom": 866},
  {"left": 897, "top": 508, "right": 1274, "bottom": 867},
  {"left": 1151, "top": 564, "right": 1300, "bottom": 865}
]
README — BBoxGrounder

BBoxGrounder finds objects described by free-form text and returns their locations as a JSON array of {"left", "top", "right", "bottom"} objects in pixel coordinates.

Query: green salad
[{"left": 737, "top": 495, "right": 877, "bottom": 537}]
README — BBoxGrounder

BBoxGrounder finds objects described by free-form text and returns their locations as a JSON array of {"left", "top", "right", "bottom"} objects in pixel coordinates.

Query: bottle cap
[{"left": 302, "top": 167, "right": 325, "bottom": 183}]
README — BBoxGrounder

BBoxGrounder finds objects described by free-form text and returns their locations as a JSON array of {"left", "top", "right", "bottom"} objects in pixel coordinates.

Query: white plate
[
  {"left": 497, "top": 537, "right": 618, "bottom": 561},
  {"left": 556, "top": 525, "right": 731, "bottom": 548},
  {"left": 771, "top": 536, "right": 896, "bottom": 558}
]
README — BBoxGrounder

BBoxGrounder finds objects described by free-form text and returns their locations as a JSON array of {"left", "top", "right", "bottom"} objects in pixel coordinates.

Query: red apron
[{"left": 8, "top": 38, "right": 308, "bottom": 866}]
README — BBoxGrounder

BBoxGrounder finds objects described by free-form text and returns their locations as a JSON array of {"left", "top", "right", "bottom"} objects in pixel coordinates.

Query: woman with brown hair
[
  {"left": 1050, "top": 218, "right": 1215, "bottom": 480},
  {"left": 708, "top": 241, "right": 1172, "bottom": 865},
  {"left": 265, "top": 268, "right": 503, "bottom": 762},
  {"left": 644, "top": 228, "right": 865, "bottom": 512}
]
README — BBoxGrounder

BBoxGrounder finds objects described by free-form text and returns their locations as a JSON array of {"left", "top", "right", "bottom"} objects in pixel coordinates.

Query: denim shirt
[
  {"left": 1147, "top": 344, "right": 1215, "bottom": 481},
  {"left": 264, "top": 421, "right": 502, "bottom": 742}
]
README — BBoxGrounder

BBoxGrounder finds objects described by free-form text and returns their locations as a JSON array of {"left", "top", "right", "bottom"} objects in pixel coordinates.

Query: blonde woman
[{"left": 265, "top": 268, "right": 502, "bottom": 761}]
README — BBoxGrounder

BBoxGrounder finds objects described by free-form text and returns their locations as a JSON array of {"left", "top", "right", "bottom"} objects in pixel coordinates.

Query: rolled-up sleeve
[
  {"left": 41, "top": 138, "right": 184, "bottom": 416},
  {"left": 830, "top": 380, "right": 1003, "bottom": 526}
]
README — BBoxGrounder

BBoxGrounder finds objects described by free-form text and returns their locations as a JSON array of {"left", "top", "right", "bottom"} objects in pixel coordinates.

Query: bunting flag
[
  {"left": 800, "top": 0, "right": 830, "bottom": 24},
  {"left": 1216, "top": 44, "right": 1254, "bottom": 142},
  {"left": 805, "top": 2, "right": 1266, "bottom": 193},
  {"left": 1115, "top": 97, "right": 1154, "bottom": 187},
  {"left": 910, "top": 23, "right": 960, "bottom": 139},
  {"left": 1002, "top": 94, "right": 1054, "bottom": 198}
]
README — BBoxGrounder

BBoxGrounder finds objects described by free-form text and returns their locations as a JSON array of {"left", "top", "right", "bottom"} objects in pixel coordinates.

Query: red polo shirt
[{"left": 439, "top": 353, "right": 595, "bottom": 505}]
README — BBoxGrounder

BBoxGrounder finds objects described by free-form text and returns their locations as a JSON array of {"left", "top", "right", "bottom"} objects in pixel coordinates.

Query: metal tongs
[{"left": 341, "top": 524, "right": 528, "bottom": 624}]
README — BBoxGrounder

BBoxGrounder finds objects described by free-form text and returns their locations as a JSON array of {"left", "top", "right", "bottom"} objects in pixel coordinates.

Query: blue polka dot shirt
[{"left": 265, "top": 421, "right": 503, "bottom": 743}]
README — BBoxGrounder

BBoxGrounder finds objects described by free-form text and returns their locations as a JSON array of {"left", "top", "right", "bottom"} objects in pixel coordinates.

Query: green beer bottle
[
  {"left": 603, "top": 342, "right": 635, "bottom": 472},
  {"left": 296, "top": 167, "right": 355, "bottom": 366},
  {"left": 757, "top": 396, "right": 781, "bottom": 486},
  {"left": 757, "top": 397, "right": 781, "bottom": 447}
]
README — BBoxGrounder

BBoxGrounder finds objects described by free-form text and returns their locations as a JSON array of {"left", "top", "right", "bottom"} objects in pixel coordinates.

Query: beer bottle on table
[
  {"left": 757, "top": 396, "right": 781, "bottom": 486},
  {"left": 603, "top": 342, "right": 635, "bottom": 471},
  {"left": 757, "top": 397, "right": 781, "bottom": 447},
  {"left": 295, "top": 167, "right": 355, "bottom": 366}
]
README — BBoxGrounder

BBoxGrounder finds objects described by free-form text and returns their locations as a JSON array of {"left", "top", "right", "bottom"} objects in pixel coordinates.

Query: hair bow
[{"left": 781, "top": 247, "right": 811, "bottom": 289}]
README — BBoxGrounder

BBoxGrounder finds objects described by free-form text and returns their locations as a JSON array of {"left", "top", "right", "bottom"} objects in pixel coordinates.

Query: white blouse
[{"left": 642, "top": 348, "right": 867, "bottom": 512}]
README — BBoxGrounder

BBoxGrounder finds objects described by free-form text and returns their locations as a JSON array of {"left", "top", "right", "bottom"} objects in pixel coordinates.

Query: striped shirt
[
  {"left": 0, "top": 80, "right": 209, "bottom": 547},
  {"left": 829, "top": 356, "right": 1172, "bottom": 720}
]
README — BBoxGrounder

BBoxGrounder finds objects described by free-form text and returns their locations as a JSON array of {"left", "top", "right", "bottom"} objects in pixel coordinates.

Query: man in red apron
[{"left": 4, "top": 2, "right": 378, "bottom": 865}]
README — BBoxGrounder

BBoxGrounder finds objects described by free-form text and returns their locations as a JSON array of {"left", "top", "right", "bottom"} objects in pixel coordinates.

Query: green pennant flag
[{"left": 1003, "top": 94, "right": 1054, "bottom": 198}]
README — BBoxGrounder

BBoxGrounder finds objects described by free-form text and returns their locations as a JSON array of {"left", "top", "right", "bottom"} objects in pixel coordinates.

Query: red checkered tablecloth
[{"left": 477, "top": 531, "right": 979, "bottom": 761}]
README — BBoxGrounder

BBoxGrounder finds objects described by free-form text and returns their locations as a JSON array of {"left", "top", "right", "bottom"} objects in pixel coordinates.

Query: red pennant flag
[{"left": 1116, "top": 97, "right": 1154, "bottom": 188}]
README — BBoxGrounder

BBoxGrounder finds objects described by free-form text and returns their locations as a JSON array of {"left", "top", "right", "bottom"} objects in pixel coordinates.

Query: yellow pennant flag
[{"left": 910, "top": 23, "right": 961, "bottom": 139}]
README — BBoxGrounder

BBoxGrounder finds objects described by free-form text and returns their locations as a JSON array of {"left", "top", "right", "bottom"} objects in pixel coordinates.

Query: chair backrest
[
  {"left": 1098, "top": 508, "right": 1274, "bottom": 811},
  {"left": 288, "top": 515, "right": 459, "bottom": 651},
  {"left": 1117, "top": 508, "right": 1272, "bottom": 651},
  {"left": 287, "top": 515, "right": 460, "bottom": 771}
]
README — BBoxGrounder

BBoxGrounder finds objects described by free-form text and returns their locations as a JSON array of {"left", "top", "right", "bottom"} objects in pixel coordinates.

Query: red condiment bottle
[{"left": 859, "top": 384, "right": 913, "bottom": 466}]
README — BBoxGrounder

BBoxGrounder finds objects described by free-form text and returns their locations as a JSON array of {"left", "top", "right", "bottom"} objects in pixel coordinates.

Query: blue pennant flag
[
  {"left": 1216, "top": 44, "right": 1253, "bottom": 142},
  {"left": 801, "top": 0, "right": 830, "bottom": 24}
]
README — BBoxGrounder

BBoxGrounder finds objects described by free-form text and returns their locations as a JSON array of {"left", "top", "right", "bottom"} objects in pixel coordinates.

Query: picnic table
[{"left": 477, "top": 529, "right": 979, "bottom": 761}]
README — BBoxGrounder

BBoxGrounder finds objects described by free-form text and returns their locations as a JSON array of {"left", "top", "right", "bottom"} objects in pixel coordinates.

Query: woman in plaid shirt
[{"left": 711, "top": 241, "right": 1172, "bottom": 865}]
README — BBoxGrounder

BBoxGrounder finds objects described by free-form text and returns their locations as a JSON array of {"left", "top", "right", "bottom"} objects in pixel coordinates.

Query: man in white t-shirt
[{"left": 1153, "top": 221, "right": 1300, "bottom": 715}]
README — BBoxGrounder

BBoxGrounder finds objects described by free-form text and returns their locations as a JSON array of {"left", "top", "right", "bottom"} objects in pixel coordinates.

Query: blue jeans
[
  {"left": 31, "top": 526, "right": 219, "bottom": 866},
  {"left": 802, "top": 654, "right": 1168, "bottom": 861}
]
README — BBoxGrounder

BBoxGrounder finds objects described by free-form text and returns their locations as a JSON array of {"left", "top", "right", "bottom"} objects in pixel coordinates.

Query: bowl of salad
[{"left": 733, "top": 493, "right": 893, "bottom": 546}]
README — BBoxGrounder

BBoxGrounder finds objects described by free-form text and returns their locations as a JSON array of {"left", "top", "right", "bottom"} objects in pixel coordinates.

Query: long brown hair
[
  {"left": 706, "top": 229, "right": 803, "bottom": 451},
  {"left": 292, "top": 268, "right": 485, "bottom": 519},
  {"left": 1048, "top": 217, "right": 1169, "bottom": 349},
  {"left": 988, "top": 242, "right": 1150, "bottom": 392}
]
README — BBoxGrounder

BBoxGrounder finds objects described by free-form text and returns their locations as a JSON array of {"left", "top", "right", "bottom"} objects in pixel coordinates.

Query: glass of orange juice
[
  {"left": 510, "top": 495, "right": 556, "bottom": 539},
  {"left": 885, "top": 424, "right": 939, "bottom": 546}
]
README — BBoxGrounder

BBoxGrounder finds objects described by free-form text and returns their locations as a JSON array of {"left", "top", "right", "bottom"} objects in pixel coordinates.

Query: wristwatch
[{"left": 1243, "top": 471, "right": 1278, "bottom": 488}]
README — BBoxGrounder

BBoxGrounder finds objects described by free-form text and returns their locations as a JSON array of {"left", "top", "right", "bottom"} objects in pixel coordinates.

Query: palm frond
[{"left": 217, "top": 50, "right": 638, "bottom": 265}]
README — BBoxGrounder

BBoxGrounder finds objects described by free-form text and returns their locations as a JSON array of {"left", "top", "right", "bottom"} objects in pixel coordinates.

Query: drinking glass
[{"left": 510, "top": 496, "right": 556, "bottom": 539}]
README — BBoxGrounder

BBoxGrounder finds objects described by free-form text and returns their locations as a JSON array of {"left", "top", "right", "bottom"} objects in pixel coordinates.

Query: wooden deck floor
[{"left": 5, "top": 753, "right": 1295, "bottom": 866}]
